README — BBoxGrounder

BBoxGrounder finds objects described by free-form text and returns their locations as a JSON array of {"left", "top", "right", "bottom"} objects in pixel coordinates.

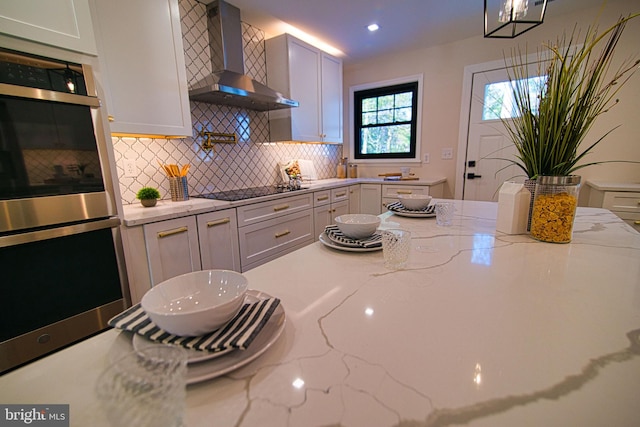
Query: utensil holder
[{"left": 169, "top": 176, "right": 189, "bottom": 201}]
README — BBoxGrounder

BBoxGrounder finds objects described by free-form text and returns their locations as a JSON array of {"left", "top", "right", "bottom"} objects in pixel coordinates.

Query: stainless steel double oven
[{"left": 0, "top": 47, "right": 126, "bottom": 372}]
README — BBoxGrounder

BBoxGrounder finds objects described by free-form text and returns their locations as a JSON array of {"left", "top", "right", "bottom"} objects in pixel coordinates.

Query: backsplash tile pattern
[{"left": 113, "top": 0, "right": 341, "bottom": 205}]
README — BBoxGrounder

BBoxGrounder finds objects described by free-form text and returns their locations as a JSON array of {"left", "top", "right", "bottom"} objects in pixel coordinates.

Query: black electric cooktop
[{"left": 194, "top": 185, "right": 306, "bottom": 202}]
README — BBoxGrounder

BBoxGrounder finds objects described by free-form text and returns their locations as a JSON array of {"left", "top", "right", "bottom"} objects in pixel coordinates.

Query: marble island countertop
[
  {"left": 2, "top": 200, "right": 639, "bottom": 427},
  {"left": 120, "top": 176, "right": 446, "bottom": 226}
]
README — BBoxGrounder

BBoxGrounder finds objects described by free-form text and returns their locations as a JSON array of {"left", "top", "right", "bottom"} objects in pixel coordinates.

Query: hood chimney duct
[{"left": 189, "top": 0, "right": 299, "bottom": 111}]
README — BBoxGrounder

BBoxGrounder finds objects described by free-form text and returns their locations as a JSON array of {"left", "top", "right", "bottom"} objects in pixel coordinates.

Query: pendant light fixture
[{"left": 484, "top": 0, "right": 548, "bottom": 38}]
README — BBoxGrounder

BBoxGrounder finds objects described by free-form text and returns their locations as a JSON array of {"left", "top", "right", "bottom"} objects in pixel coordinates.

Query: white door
[
  {"left": 462, "top": 62, "right": 545, "bottom": 201},
  {"left": 464, "top": 68, "right": 521, "bottom": 201}
]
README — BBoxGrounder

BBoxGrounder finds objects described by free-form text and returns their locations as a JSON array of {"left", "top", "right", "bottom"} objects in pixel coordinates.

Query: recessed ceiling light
[{"left": 367, "top": 23, "right": 379, "bottom": 32}]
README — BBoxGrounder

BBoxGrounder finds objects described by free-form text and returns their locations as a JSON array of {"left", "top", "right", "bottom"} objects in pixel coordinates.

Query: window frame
[{"left": 349, "top": 74, "right": 423, "bottom": 164}]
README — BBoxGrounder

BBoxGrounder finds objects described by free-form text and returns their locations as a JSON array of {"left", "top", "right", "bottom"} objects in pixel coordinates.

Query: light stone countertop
[
  {"left": 121, "top": 177, "right": 446, "bottom": 226},
  {"left": 3, "top": 200, "right": 639, "bottom": 427}
]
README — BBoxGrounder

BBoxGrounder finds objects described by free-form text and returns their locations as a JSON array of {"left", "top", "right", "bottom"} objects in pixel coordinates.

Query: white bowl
[
  {"left": 334, "top": 214, "right": 381, "bottom": 239},
  {"left": 398, "top": 194, "right": 432, "bottom": 210},
  {"left": 141, "top": 270, "right": 248, "bottom": 336}
]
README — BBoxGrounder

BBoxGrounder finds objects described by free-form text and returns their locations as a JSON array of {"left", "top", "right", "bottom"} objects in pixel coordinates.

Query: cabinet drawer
[
  {"left": 382, "top": 184, "right": 430, "bottom": 198},
  {"left": 236, "top": 193, "right": 313, "bottom": 226},
  {"left": 602, "top": 192, "right": 640, "bottom": 214},
  {"left": 313, "top": 190, "right": 331, "bottom": 206},
  {"left": 331, "top": 187, "right": 349, "bottom": 203},
  {"left": 238, "top": 210, "right": 314, "bottom": 269}
]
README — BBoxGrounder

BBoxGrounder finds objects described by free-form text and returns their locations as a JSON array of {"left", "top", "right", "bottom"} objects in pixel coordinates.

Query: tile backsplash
[{"left": 113, "top": 0, "right": 342, "bottom": 205}]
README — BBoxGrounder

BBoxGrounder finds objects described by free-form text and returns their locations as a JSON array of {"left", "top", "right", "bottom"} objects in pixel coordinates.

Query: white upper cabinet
[
  {"left": 0, "top": 0, "right": 97, "bottom": 55},
  {"left": 91, "top": 0, "right": 192, "bottom": 137},
  {"left": 266, "top": 34, "right": 343, "bottom": 143},
  {"left": 320, "top": 53, "right": 343, "bottom": 143}
]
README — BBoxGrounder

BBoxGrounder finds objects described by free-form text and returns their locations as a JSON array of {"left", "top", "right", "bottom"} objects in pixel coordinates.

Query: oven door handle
[{"left": 0, "top": 217, "right": 121, "bottom": 247}]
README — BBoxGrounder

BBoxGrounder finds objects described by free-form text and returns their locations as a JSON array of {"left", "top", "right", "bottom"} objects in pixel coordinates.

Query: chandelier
[{"left": 484, "top": 0, "right": 548, "bottom": 38}]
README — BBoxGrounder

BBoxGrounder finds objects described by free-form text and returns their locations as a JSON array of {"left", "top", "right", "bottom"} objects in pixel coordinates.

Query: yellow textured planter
[{"left": 530, "top": 176, "right": 581, "bottom": 243}]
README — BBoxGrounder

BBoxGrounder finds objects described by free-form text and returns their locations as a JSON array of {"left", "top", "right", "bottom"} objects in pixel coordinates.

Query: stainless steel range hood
[{"left": 189, "top": 0, "right": 298, "bottom": 111}]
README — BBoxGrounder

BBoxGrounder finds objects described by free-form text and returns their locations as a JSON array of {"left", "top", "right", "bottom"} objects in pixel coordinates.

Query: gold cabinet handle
[
  {"left": 207, "top": 218, "right": 230, "bottom": 227},
  {"left": 397, "top": 190, "right": 413, "bottom": 195},
  {"left": 635, "top": 220, "right": 640, "bottom": 225},
  {"left": 108, "top": 115, "right": 115, "bottom": 122},
  {"left": 273, "top": 204, "right": 290, "bottom": 212},
  {"left": 335, "top": 192, "right": 346, "bottom": 197},
  {"left": 157, "top": 226, "right": 188, "bottom": 238},
  {"left": 317, "top": 195, "right": 329, "bottom": 201},
  {"left": 275, "top": 230, "right": 290, "bottom": 238}
]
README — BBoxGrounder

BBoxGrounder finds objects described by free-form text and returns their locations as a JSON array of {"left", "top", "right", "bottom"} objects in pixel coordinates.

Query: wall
[
  {"left": 113, "top": 0, "right": 342, "bottom": 205},
  {"left": 343, "top": 0, "right": 640, "bottom": 203}
]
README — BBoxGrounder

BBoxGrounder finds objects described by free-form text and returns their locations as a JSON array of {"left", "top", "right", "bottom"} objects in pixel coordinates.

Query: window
[
  {"left": 353, "top": 79, "right": 420, "bottom": 160},
  {"left": 482, "top": 75, "right": 546, "bottom": 120}
]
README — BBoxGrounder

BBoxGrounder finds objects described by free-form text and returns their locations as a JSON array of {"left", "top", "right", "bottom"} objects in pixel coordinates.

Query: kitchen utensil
[
  {"left": 382, "top": 228, "right": 411, "bottom": 270},
  {"left": 141, "top": 270, "right": 248, "bottom": 336},
  {"left": 169, "top": 176, "right": 189, "bottom": 201},
  {"left": 435, "top": 202, "right": 455, "bottom": 226},
  {"left": 334, "top": 214, "right": 381, "bottom": 240},
  {"left": 397, "top": 194, "right": 432, "bottom": 210},
  {"left": 319, "top": 232, "right": 383, "bottom": 252},
  {"left": 95, "top": 344, "right": 188, "bottom": 427}
]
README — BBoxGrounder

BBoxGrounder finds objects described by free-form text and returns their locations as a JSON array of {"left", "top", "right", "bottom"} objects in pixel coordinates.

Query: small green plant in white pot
[{"left": 136, "top": 187, "right": 160, "bottom": 207}]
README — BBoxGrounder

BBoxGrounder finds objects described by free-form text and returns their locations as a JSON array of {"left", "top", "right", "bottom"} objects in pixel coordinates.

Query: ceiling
[{"left": 220, "top": 0, "right": 610, "bottom": 64}]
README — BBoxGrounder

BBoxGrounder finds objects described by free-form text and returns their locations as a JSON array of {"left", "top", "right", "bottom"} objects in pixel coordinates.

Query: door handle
[
  {"left": 206, "top": 218, "right": 230, "bottom": 227},
  {"left": 467, "top": 173, "right": 482, "bottom": 179},
  {"left": 275, "top": 230, "right": 290, "bottom": 238},
  {"left": 157, "top": 226, "right": 188, "bottom": 238}
]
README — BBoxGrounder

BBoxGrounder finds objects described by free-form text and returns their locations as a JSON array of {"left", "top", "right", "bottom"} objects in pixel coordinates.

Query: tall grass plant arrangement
[{"left": 501, "top": 12, "right": 639, "bottom": 179}]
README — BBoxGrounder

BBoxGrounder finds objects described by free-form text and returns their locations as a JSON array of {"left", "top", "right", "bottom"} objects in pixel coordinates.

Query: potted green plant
[
  {"left": 499, "top": 13, "right": 639, "bottom": 242},
  {"left": 136, "top": 187, "right": 161, "bottom": 207}
]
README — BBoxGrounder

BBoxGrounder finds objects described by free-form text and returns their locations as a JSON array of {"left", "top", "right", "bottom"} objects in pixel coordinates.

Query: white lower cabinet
[
  {"left": 237, "top": 194, "right": 314, "bottom": 271},
  {"left": 313, "top": 187, "right": 350, "bottom": 240},
  {"left": 349, "top": 185, "right": 361, "bottom": 214},
  {"left": 143, "top": 216, "right": 202, "bottom": 287},
  {"left": 360, "top": 184, "right": 383, "bottom": 215},
  {"left": 359, "top": 182, "right": 444, "bottom": 214},
  {"left": 382, "top": 184, "right": 431, "bottom": 210},
  {"left": 197, "top": 209, "right": 241, "bottom": 272},
  {"left": 588, "top": 183, "right": 640, "bottom": 232}
]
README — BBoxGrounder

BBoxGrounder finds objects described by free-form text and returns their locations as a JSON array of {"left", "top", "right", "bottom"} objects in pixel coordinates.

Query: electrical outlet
[
  {"left": 123, "top": 159, "right": 138, "bottom": 177},
  {"left": 441, "top": 148, "right": 453, "bottom": 160},
  {"left": 423, "top": 153, "right": 430, "bottom": 164}
]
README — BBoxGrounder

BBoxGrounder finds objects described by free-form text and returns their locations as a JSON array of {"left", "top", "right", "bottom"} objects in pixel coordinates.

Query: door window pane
[{"left": 482, "top": 76, "right": 546, "bottom": 120}]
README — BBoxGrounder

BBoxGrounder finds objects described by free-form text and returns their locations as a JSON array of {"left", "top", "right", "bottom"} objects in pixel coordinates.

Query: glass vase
[{"left": 530, "top": 175, "right": 581, "bottom": 243}]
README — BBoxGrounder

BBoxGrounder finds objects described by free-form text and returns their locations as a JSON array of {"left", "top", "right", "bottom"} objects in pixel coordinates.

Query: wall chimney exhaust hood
[{"left": 188, "top": 0, "right": 298, "bottom": 111}]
